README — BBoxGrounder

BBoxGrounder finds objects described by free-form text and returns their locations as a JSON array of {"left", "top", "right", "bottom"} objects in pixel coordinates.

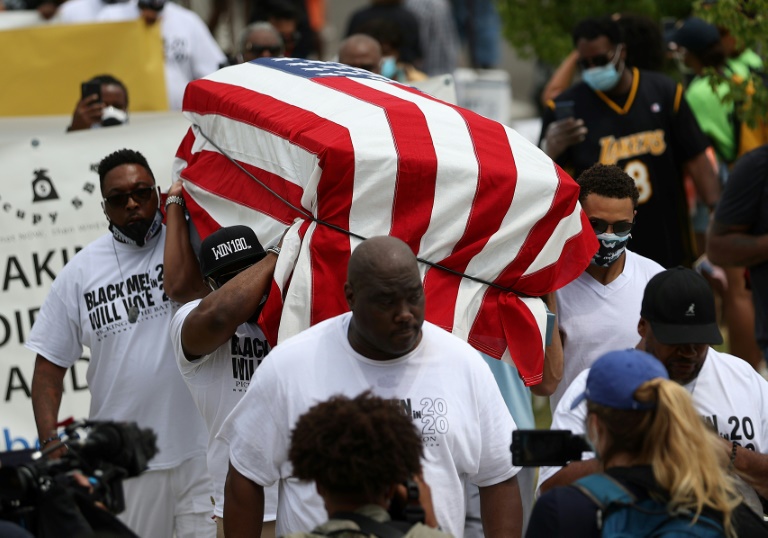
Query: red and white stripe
[{"left": 174, "top": 59, "right": 597, "bottom": 385}]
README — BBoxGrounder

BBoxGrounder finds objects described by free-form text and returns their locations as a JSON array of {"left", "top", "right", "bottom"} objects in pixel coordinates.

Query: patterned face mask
[{"left": 590, "top": 232, "right": 630, "bottom": 267}]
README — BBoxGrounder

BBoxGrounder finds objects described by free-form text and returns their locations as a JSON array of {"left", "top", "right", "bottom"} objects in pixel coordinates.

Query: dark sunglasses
[
  {"left": 350, "top": 63, "right": 378, "bottom": 72},
  {"left": 578, "top": 45, "right": 622, "bottom": 70},
  {"left": 206, "top": 263, "right": 254, "bottom": 291},
  {"left": 103, "top": 186, "right": 157, "bottom": 208},
  {"left": 245, "top": 44, "right": 283, "bottom": 56},
  {"left": 138, "top": 0, "right": 165, "bottom": 10},
  {"left": 590, "top": 217, "right": 634, "bottom": 237}
]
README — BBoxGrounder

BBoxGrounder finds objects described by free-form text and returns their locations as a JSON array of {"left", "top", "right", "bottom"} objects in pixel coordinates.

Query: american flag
[{"left": 174, "top": 58, "right": 596, "bottom": 386}]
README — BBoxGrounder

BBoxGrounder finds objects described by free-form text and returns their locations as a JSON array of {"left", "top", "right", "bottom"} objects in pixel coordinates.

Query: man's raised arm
[
  {"left": 180, "top": 248, "right": 277, "bottom": 360},
  {"left": 162, "top": 179, "right": 210, "bottom": 304}
]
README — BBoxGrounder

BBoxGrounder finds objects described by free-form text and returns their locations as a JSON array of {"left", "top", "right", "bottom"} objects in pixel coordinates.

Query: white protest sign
[{"left": 0, "top": 112, "right": 189, "bottom": 451}]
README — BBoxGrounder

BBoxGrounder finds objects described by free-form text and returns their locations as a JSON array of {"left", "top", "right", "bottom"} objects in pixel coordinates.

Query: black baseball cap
[
  {"left": 640, "top": 266, "right": 723, "bottom": 345},
  {"left": 199, "top": 225, "right": 265, "bottom": 278},
  {"left": 668, "top": 17, "right": 720, "bottom": 56}
]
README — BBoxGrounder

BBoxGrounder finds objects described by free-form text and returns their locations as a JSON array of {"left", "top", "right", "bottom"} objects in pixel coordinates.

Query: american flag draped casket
[{"left": 173, "top": 58, "right": 597, "bottom": 386}]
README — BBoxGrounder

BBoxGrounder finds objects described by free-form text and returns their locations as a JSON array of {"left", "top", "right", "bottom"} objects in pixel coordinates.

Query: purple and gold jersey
[{"left": 541, "top": 68, "right": 710, "bottom": 268}]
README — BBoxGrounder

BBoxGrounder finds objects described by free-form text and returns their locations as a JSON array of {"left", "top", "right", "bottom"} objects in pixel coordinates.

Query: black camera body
[
  {"left": 388, "top": 478, "right": 425, "bottom": 524},
  {"left": 511, "top": 429, "right": 592, "bottom": 467},
  {"left": 0, "top": 421, "right": 157, "bottom": 534}
]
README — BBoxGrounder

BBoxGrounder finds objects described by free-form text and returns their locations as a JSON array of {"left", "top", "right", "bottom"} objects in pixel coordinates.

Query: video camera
[
  {"left": 0, "top": 420, "right": 157, "bottom": 534},
  {"left": 511, "top": 429, "right": 592, "bottom": 467}
]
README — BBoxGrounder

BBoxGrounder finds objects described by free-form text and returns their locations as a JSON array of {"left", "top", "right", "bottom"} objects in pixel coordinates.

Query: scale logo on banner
[{"left": 0, "top": 113, "right": 189, "bottom": 451}]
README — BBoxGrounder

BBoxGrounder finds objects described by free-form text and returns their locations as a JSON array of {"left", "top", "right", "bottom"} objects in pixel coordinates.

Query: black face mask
[{"left": 109, "top": 210, "right": 163, "bottom": 246}]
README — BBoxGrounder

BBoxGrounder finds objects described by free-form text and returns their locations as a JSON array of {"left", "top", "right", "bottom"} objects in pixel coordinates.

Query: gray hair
[{"left": 239, "top": 22, "right": 285, "bottom": 56}]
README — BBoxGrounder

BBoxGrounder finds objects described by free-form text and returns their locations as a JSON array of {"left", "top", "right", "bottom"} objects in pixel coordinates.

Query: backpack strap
[
  {"left": 573, "top": 473, "right": 637, "bottom": 510},
  {"left": 573, "top": 474, "right": 639, "bottom": 530},
  {"left": 325, "top": 512, "right": 406, "bottom": 538}
]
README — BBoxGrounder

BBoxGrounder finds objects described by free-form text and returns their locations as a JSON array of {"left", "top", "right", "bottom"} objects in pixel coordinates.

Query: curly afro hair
[
  {"left": 576, "top": 163, "right": 639, "bottom": 207},
  {"left": 288, "top": 391, "right": 423, "bottom": 499},
  {"left": 572, "top": 15, "right": 623, "bottom": 47}
]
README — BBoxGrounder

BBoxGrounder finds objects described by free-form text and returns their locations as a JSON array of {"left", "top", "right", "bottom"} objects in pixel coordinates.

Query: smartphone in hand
[
  {"left": 81, "top": 82, "right": 102, "bottom": 102},
  {"left": 554, "top": 100, "right": 575, "bottom": 121}
]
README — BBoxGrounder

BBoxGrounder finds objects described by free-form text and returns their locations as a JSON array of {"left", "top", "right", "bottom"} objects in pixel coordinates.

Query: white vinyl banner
[{"left": 0, "top": 112, "right": 189, "bottom": 451}]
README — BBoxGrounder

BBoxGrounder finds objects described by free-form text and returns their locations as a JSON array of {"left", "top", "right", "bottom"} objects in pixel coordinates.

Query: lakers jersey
[{"left": 541, "top": 68, "right": 710, "bottom": 268}]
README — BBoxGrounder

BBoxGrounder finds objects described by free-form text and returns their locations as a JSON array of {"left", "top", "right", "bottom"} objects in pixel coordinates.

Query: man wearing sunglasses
[
  {"left": 97, "top": 0, "right": 226, "bottom": 110},
  {"left": 545, "top": 164, "right": 664, "bottom": 413},
  {"left": 27, "top": 149, "right": 213, "bottom": 537},
  {"left": 238, "top": 22, "right": 285, "bottom": 63},
  {"left": 163, "top": 182, "right": 281, "bottom": 536},
  {"left": 539, "top": 15, "right": 719, "bottom": 269}
]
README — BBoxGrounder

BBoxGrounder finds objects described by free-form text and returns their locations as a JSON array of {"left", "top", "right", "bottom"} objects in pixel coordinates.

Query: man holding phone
[
  {"left": 539, "top": 15, "right": 719, "bottom": 269},
  {"left": 68, "top": 74, "right": 129, "bottom": 132}
]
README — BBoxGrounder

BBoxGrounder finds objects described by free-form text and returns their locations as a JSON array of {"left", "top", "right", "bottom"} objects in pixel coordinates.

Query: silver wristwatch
[{"left": 165, "top": 195, "right": 185, "bottom": 210}]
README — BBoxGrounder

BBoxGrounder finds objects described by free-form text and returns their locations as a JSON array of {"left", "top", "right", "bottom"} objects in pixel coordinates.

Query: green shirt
[
  {"left": 685, "top": 49, "right": 764, "bottom": 163},
  {"left": 282, "top": 504, "right": 453, "bottom": 538}
]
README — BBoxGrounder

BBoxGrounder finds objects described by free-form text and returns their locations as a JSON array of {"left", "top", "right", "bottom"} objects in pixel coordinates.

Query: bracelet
[
  {"left": 40, "top": 436, "right": 59, "bottom": 447},
  {"left": 730, "top": 441, "right": 738, "bottom": 466},
  {"left": 165, "top": 195, "right": 185, "bottom": 210},
  {"left": 266, "top": 245, "right": 281, "bottom": 257}
]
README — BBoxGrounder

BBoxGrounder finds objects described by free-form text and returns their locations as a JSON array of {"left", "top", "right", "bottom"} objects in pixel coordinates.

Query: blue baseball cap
[{"left": 571, "top": 349, "right": 669, "bottom": 410}]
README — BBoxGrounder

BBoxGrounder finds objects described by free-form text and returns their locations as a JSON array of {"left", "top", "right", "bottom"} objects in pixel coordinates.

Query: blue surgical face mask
[
  {"left": 591, "top": 232, "right": 630, "bottom": 267},
  {"left": 582, "top": 45, "right": 623, "bottom": 92},
  {"left": 380, "top": 56, "right": 398, "bottom": 79}
]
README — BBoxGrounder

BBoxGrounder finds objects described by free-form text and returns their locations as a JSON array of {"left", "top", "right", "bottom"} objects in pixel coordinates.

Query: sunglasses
[
  {"left": 138, "top": 0, "right": 165, "bottom": 10},
  {"left": 245, "top": 44, "right": 283, "bottom": 57},
  {"left": 590, "top": 217, "right": 634, "bottom": 237},
  {"left": 103, "top": 186, "right": 157, "bottom": 208},
  {"left": 206, "top": 263, "right": 255, "bottom": 291},
  {"left": 350, "top": 63, "right": 379, "bottom": 72},
  {"left": 578, "top": 44, "right": 622, "bottom": 70}
]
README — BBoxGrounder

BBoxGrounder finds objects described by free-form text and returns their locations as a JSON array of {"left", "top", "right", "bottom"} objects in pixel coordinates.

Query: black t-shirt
[
  {"left": 526, "top": 466, "right": 768, "bottom": 537},
  {"left": 714, "top": 145, "right": 768, "bottom": 346},
  {"left": 540, "top": 69, "right": 710, "bottom": 268}
]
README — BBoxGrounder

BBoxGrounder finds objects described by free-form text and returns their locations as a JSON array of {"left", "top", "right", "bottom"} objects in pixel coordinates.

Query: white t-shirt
[
  {"left": 26, "top": 230, "right": 208, "bottom": 469},
  {"left": 58, "top": 0, "right": 109, "bottom": 23},
  {"left": 551, "top": 250, "right": 664, "bottom": 411},
  {"left": 98, "top": 1, "right": 226, "bottom": 110},
  {"left": 537, "top": 347, "right": 768, "bottom": 492},
  {"left": 170, "top": 299, "right": 278, "bottom": 519},
  {"left": 217, "top": 313, "right": 519, "bottom": 538}
]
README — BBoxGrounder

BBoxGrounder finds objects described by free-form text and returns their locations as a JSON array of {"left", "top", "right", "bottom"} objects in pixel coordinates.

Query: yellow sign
[{"left": 0, "top": 20, "right": 167, "bottom": 116}]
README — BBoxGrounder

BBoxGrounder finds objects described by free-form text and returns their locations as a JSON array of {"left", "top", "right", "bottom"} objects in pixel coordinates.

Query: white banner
[{"left": 0, "top": 112, "right": 189, "bottom": 451}]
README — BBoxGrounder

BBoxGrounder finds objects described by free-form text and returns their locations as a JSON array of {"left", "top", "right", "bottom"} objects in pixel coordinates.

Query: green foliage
[
  {"left": 694, "top": 0, "right": 768, "bottom": 127},
  {"left": 497, "top": 0, "right": 690, "bottom": 66},
  {"left": 497, "top": 0, "right": 768, "bottom": 126}
]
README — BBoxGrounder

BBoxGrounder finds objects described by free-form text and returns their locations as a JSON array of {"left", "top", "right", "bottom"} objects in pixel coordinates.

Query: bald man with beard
[{"left": 219, "top": 236, "right": 523, "bottom": 538}]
